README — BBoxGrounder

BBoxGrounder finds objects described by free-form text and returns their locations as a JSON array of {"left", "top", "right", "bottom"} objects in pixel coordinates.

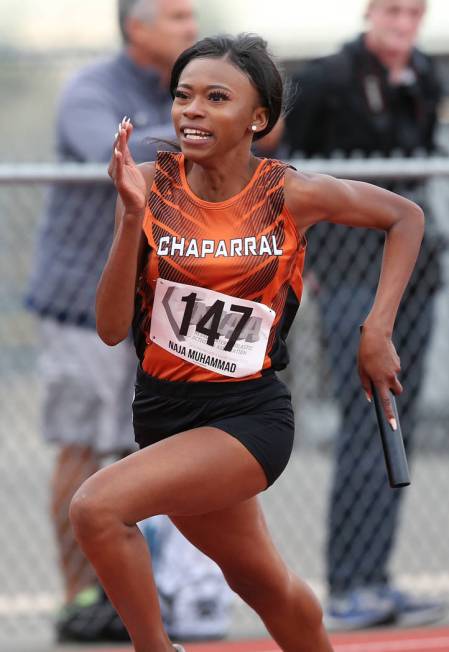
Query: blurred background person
[
  {"left": 284, "top": 0, "right": 446, "bottom": 631},
  {"left": 140, "top": 516, "right": 233, "bottom": 642},
  {"left": 25, "top": 0, "right": 232, "bottom": 643}
]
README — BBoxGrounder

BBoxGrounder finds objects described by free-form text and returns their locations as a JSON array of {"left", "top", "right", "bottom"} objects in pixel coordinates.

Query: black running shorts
[{"left": 133, "top": 366, "right": 295, "bottom": 486}]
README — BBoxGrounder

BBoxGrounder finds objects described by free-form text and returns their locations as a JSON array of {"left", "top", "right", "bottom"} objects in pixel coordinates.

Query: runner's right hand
[{"left": 108, "top": 117, "right": 147, "bottom": 217}]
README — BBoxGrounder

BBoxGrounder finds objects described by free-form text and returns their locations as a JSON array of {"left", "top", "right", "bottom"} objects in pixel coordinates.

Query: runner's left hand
[{"left": 358, "top": 325, "right": 403, "bottom": 425}]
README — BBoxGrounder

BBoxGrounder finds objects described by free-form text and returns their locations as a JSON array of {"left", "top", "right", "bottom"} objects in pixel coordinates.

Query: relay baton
[{"left": 371, "top": 385, "right": 410, "bottom": 488}]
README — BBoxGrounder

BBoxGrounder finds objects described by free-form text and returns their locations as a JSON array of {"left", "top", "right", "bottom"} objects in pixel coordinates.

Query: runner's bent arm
[
  {"left": 96, "top": 119, "right": 156, "bottom": 344},
  {"left": 284, "top": 169, "right": 424, "bottom": 413}
]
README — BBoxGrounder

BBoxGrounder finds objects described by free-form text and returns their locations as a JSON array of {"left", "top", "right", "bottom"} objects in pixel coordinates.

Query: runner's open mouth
[{"left": 181, "top": 128, "right": 213, "bottom": 140}]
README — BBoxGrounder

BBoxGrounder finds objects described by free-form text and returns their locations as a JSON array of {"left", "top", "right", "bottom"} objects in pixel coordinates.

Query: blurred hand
[
  {"left": 108, "top": 117, "right": 147, "bottom": 217},
  {"left": 358, "top": 325, "right": 403, "bottom": 425}
]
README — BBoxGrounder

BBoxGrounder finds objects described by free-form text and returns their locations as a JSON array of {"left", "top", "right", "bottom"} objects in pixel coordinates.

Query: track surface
[{"left": 76, "top": 627, "right": 449, "bottom": 652}]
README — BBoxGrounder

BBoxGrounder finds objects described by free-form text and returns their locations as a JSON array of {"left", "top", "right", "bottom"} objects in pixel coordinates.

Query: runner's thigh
[{"left": 79, "top": 426, "right": 267, "bottom": 524}]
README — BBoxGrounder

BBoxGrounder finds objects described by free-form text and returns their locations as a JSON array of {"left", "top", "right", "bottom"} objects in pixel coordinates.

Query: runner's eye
[
  {"left": 174, "top": 89, "right": 189, "bottom": 99},
  {"left": 208, "top": 90, "right": 230, "bottom": 102}
]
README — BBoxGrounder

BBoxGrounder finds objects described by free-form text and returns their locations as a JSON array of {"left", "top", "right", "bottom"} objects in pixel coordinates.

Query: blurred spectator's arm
[
  {"left": 58, "top": 78, "right": 175, "bottom": 163},
  {"left": 426, "top": 71, "right": 444, "bottom": 152},
  {"left": 284, "top": 62, "right": 328, "bottom": 157},
  {"left": 127, "top": 119, "right": 177, "bottom": 162}
]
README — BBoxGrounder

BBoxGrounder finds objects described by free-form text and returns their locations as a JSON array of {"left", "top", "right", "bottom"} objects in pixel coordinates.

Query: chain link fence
[
  {"left": 1, "top": 157, "right": 448, "bottom": 646},
  {"left": 0, "top": 38, "right": 447, "bottom": 650}
]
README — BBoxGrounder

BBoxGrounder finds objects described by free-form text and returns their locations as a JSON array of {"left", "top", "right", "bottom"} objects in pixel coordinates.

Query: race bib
[{"left": 150, "top": 278, "right": 276, "bottom": 378}]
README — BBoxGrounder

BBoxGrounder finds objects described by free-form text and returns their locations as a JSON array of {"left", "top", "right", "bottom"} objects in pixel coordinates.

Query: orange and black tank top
[{"left": 133, "top": 151, "right": 305, "bottom": 383}]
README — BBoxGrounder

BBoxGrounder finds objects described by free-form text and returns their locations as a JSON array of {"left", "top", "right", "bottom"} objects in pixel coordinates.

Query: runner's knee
[{"left": 69, "top": 478, "right": 119, "bottom": 544}]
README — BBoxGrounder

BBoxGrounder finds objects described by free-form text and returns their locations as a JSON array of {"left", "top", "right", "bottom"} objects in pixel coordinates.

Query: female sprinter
[{"left": 69, "top": 34, "right": 424, "bottom": 652}]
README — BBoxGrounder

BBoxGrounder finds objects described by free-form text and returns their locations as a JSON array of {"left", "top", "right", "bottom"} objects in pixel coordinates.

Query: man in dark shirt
[{"left": 284, "top": 0, "right": 445, "bottom": 631}]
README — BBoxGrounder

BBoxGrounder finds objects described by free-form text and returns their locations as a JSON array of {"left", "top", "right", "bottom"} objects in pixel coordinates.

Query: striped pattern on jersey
[{"left": 133, "top": 151, "right": 305, "bottom": 382}]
